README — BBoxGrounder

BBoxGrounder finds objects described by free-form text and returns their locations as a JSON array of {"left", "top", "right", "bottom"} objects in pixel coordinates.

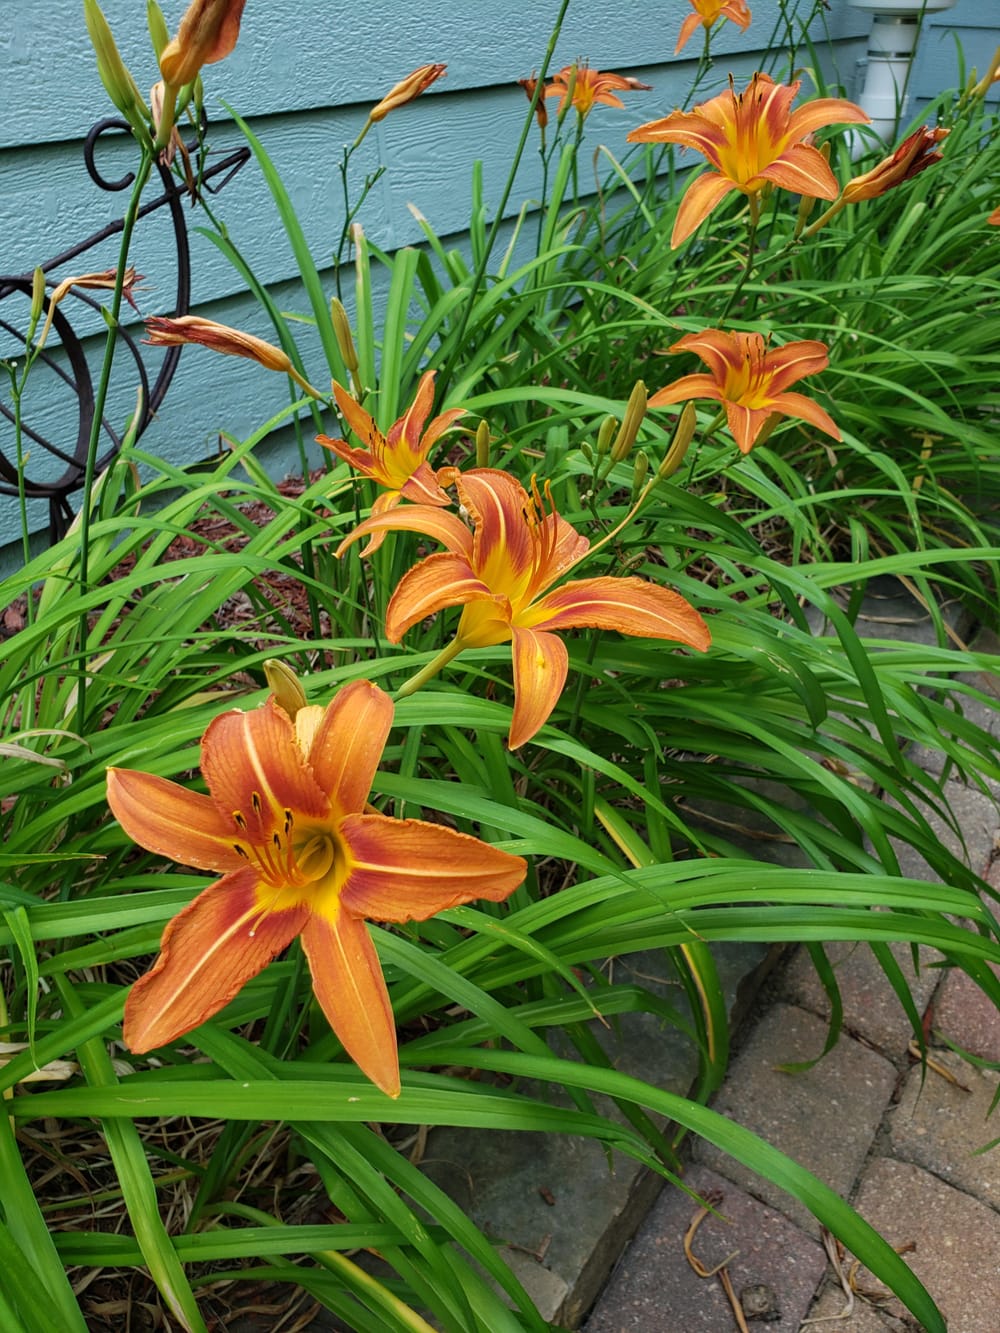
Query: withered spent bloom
[
  {"left": 144, "top": 315, "right": 322, "bottom": 397},
  {"left": 841, "top": 126, "right": 949, "bottom": 203},
  {"left": 369, "top": 64, "right": 447, "bottom": 123},
  {"left": 519, "top": 73, "right": 549, "bottom": 130},
  {"left": 160, "top": 0, "right": 247, "bottom": 88}
]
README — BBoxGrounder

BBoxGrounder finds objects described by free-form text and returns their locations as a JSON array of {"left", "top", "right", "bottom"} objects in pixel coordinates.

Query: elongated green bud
[
  {"left": 329, "top": 298, "right": 359, "bottom": 375},
  {"left": 30, "top": 268, "right": 47, "bottom": 324},
  {"left": 264, "top": 659, "right": 308, "bottom": 718},
  {"left": 475, "top": 419, "right": 491, "bottom": 468},
  {"left": 630, "top": 449, "right": 649, "bottom": 505},
  {"left": 610, "top": 380, "right": 647, "bottom": 463},
  {"left": 147, "top": 1, "right": 170, "bottom": 57},
  {"left": 596, "top": 414, "right": 616, "bottom": 458},
  {"left": 658, "top": 401, "right": 697, "bottom": 479},
  {"left": 83, "top": 0, "right": 151, "bottom": 144}
]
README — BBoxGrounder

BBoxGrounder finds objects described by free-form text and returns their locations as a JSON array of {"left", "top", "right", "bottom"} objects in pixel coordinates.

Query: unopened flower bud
[
  {"left": 30, "top": 268, "right": 47, "bottom": 324},
  {"left": 329, "top": 299, "right": 359, "bottom": 375},
  {"left": 147, "top": 1, "right": 170, "bottom": 58},
  {"left": 264, "top": 659, "right": 308, "bottom": 718},
  {"left": 630, "top": 449, "right": 649, "bottom": 505},
  {"left": 610, "top": 380, "right": 647, "bottom": 463},
  {"left": 475, "top": 419, "right": 491, "bottom": 468},
  {"left": 596, "top": 415, "right": 617, "bottom": 457},
  {"left": 369, "top": 64, "right": 446, "bottom": 123},
  {"left": 83, "top": 0, "right": 151, "bottom": 143},
  {"left": 658, "top": 401, "right": 697, "bottom": 479}
]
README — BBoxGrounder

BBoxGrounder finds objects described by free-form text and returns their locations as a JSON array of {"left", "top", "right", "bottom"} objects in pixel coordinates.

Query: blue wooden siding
[{"left": 0, "top": 0, "right": 992, "bottom": 559}]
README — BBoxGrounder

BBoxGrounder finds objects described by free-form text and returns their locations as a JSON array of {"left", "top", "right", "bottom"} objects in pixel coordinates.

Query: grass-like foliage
[{"left": 1, "top": 2, "right": 998, "bottom": 1330}]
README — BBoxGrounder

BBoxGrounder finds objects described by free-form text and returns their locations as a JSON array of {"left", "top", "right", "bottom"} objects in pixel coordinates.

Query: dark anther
[
  {"left": 251, "top": 792, "right": 263, "bottom": 814},
  {"left": 233, "top": 811, "right": 247, "bottom": 829}
]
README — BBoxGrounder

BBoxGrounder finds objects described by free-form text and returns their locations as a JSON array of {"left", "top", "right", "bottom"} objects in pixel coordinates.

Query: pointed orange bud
[
  {"left": 369, "top": 64, "right": 447, "bottom": 123},
  {"left": 159, "top": 0, "right": 246, "bottom": 87}
]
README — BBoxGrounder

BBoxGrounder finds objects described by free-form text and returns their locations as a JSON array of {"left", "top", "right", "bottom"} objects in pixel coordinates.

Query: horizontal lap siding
[{"left": 0, "top": 0, "right": 988, "bottom": 554}]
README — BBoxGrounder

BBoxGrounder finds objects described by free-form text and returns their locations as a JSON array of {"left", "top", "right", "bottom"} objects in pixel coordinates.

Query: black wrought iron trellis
[{"left": 0, "top": 115, "right": 249, "bottom": 543}]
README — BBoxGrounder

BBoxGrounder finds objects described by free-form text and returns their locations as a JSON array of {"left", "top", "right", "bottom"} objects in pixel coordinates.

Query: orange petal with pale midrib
[
  {"left": 107, "top": 767, "right": 245, "bottom": 872},
  {"left": 123, "top": 868, "right": 307, "bottom": 1053},
  {"left": 339, "top": 813, "right": 526, "bottom": 920},
  {"left": 530, "top": 576, "right": 711, "bottom": 651},
  {"left": 200, "top": 699, "right": 328, "bottom": 842},
  {"left": 305, "top": 679, "right": 394, "bottom": 817},
  {"left": 509, "top": 625, "right": 569, "bottom": 748},
  {"left": 301, "top": 909, "right": 401, "bottom": 1098},
  {"left": 384, "top": 551, "right": 490, "bottom": 641}
]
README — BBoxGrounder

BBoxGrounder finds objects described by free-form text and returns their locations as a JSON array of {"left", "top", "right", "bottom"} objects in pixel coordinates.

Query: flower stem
[
  {"left": 434, "top": 0, "right": 573, "bottom": 403},
  {"left": 76, "top": 148, "right": 153, "bottom": 735},
  {"left": 395, "top": 636, "right": 468, "bottom": 699}
]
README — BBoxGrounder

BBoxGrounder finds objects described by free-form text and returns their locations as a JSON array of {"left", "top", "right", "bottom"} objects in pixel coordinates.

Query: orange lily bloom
[
  {"left": 627, "top": 72, "right": 869, "bottom": 247},
  {"left": 989, "top": 206, "right": 1000, "bottom": 226},
  {"left": 159, "top": 0, "right": 246, "bottom": 87},
  {"left": 841, "top": 126, "right": 949, "bottom": 203},
  {"left": 107, "top": 679, "right": 526, "bottom": 1097},
  {"left": 316, "top": 370, "right": 465, "bottom": 555},
  {"left": 675, "top": 0, "right": 752, "bottom": 55},
  {"left": 338, "top": 469, "right": 710, "bottom": 748},
  {"left": 649, "top": 329, "right": 839, "bottom": 454},
  {"left": 545, "top": 64, "right": 651, "bottom": 119}
]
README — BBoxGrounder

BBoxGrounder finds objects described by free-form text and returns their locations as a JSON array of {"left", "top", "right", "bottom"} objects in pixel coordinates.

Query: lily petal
[
  {"left": 301, "top": 908, "right": 401, "bottom": 1098},
  {"left": 384, "top": 551, "right": 491, "bottom": 641},
  {"left": 761, "top": 339, "right": 830, "bottom": 392},
  {"left": 305, "top": 679, "right": 394, "bottom": 817},
  {"left": 340, "top": 812, "right": 527, "bottom": 920},
  {"left": 336, "top": 504, "right": 473, "bottom": 561},
  {"left": 530, "top": 576, "right": 712, "bottom": 650},
  {"left": 200, "top": 699, "right": 329, "bottom": 841},
  {"left": 759, "top": 143, "right": 840, "bottom": 199},
  {"left": 769, "top": 390, "right": 840, "bottom": 440},
  {"left": 648, "top": 372, "right": 724, "bottom": 409},
  {"left": 672, "top": 172, "right": 739, "bottom": 247},
  {"left": 509, "top": 625, "right": 569, "bottom": 748},
  {"left": 123, "top": 868, "right": 307, "bottom": 1053},
  {"left": 107, "top": 768, "right": 245, "bottom": 872}
]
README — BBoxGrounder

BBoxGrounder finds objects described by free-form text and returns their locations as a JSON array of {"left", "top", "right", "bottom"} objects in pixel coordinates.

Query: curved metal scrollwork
[{"left": 0, "top": 116, "right": 249, "bottom": 541}]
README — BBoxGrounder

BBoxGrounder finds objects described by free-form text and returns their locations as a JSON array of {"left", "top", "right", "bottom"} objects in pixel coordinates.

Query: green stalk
[
  {"left": 434, "top": 0, "right": 574, "bottom": 402},
  {"left": 75, "top": 148, "right": 153, "bottom": 734}
]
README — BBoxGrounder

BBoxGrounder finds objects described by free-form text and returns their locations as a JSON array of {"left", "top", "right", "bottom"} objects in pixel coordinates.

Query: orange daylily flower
[
  {"left": 545, "top": 64, "right": 652, "bottom": 119},
  {"left": 675, "top": 0, "right": 752, "bottom": 55},
  {"left": 337, "top": 469, "right": 710, "bottom": 748},
  {"left": 369, "top": 64, "right": 447, "bottom": 123},
  {"left": 159, "top": 0, "right": 246, "bottom": 87},
  {"left": 316, "top": 370, "right": 465, "bottom": 555},
  {"left": 649, "top": 329, "right": 839, "bottom": 454},
  {"left": 989, "top": 205, "right": 1000, "bottom": 226},
  {"left": 107, "top": 679, "right": 526, "bottom": 1097},
  {"left": 841, "top": 126, "right": 949, "bottom": 203},
  {"left": 144, "top": 315, "right": 322, "bottom": 397},
  {"left": 627, "top": 72, "right": 869, "bottom": 247}
]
